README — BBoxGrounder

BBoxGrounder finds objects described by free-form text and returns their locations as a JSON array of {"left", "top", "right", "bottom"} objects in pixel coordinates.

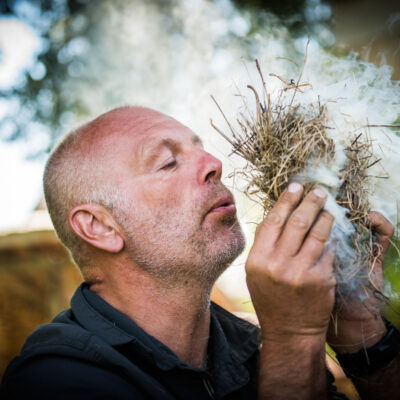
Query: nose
[{"left": 197, "top": 151, "right": 223, "bottom": 185}]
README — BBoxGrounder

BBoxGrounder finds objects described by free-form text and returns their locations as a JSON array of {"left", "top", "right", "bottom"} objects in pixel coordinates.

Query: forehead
[
  {"left": 137, "top": 118, "right": 200, "bottom": 143},
  {"left": 117, "top": 115, "right": 202, "bottom": 150},
  {"left": 97, "top": 114, "right": 202, "bottom": 166}
]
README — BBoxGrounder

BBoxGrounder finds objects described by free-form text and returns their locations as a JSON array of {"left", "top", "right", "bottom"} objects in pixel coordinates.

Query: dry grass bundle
[
  {"left": 211, "top": 60, "right": 382, "bottom": 301},
  {"left": 212, "top": 89, "right": 335, "bottom": 212},
  {"left": 335, "top": 133, "right": 381, "bottom": 301}
]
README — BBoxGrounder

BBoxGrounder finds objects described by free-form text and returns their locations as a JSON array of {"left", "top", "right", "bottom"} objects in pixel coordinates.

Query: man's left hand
[{"left": 327, "top": 211, "right": 394, "bottom": 354}]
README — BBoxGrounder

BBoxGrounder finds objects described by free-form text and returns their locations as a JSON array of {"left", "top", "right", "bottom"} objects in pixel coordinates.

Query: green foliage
[{"left": 383, "top": 236, "right": 400, "bottom": 328}]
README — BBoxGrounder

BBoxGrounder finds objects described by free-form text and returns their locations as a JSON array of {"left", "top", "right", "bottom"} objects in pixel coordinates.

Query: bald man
[{"left": 1, "top": 107, "right": 400, "bottom": 400}]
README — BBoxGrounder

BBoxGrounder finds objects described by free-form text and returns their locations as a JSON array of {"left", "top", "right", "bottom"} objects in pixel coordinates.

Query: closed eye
[{"left": 160, "top": 159, "right": 177, "bottom": 170}]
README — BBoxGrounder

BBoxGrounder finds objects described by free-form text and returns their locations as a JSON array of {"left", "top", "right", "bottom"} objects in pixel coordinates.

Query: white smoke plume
[{"left": 60, "top": 0, "right": 400, "bottom": 299}]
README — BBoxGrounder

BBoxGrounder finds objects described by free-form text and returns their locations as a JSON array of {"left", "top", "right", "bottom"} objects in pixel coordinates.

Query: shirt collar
[
  {"left": 71, "top": 283, "right": 135, "bottom": 346},
  {"left": 70, "top": 282, "right": 260, "bottom": 376},
  {"left": 71, "top": 283, "right": 186, "bottom": 370}
]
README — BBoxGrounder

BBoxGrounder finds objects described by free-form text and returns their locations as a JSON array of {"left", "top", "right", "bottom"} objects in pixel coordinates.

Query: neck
[{"left": 88, "top": 261, "right": 214, "bottom": 369}]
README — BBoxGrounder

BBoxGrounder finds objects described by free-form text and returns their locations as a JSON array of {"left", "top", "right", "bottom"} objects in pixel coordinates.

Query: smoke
[
  {"left": 60, "top": 0, "right": 400, "bottom": 299},
  {"left": 256, "top": 51, "right": 400, "bottom": 299}
]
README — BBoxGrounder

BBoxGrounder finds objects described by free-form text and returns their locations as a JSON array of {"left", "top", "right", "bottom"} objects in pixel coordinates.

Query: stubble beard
[{"left": 113, "top": 198, "right": 245, "bottom": 290}]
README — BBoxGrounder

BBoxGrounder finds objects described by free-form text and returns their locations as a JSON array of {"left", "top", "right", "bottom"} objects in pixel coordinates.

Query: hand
[
  {"left": 327, "top": 211, "right": 394, "bottom": 353},
  {"left": 246, "top": 182, "right": 335, "bottom": 342}
]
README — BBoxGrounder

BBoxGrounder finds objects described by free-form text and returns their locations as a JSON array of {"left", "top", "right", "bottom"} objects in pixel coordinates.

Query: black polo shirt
[
  {"left": 1, "top": 283, "right": 348, "bottom": 399},
  {"left": 1, "top": 283, "right": 260, "bottom": 399}
]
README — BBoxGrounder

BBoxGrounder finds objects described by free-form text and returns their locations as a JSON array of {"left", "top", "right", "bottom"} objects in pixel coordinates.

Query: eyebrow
[{"left": 192, "top": 134, "right": 203, "bottom": 147}]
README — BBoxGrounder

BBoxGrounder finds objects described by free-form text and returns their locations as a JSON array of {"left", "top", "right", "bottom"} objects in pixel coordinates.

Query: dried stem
[{"left": 211, "top": 60, "right": 382, "bottom": 302}]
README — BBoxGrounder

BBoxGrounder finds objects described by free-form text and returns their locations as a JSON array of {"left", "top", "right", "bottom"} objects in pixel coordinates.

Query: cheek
[{"left": 139, "top": 181, "right": 186, "bottom": 211}]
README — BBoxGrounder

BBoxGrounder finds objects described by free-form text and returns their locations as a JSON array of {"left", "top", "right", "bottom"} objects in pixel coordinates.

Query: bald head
[{"left": 43, "top": 106, "right": 177, "bottom": 267}]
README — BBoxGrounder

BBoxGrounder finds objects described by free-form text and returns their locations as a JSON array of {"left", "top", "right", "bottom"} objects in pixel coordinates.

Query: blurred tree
[
  {"left": 0, "top": 0, "right": 331, "bottom": 154},
  {"left": 0, "top": 0, "right": 92, "bottom": 152},
  {"left": 233, "top": 0, "right": 307, "bottom": 34}
]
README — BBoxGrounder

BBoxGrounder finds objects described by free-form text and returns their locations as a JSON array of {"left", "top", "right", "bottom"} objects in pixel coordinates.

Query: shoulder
[
  {"left": 1, "top": 314, "right": 139, "bottom": 399},
  {"left": 17, "top": 312, "right": 96, "bottom": 360},
  {"left": 1, "top": 355, "right": 146, "bottom": 400}
]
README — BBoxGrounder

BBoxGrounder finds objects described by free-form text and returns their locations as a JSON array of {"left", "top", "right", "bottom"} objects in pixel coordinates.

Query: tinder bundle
[{"left": 212, "top": 60, "right": 385, "bottom": 304}]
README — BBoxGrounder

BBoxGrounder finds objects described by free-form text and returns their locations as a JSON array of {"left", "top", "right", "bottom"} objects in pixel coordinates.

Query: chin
[
  {"left": 201, "top": 234, "right": 245, "bottom": 286},
  {"left": 211, "top": 223, "right": 246, "bottom": 267}
]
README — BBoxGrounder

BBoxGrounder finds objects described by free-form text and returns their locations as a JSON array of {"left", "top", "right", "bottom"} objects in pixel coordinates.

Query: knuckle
[
  {"left": 306, "top": 190, "right": 326, "bottom": 205},
  {"left": 303, "top": 272, "right": 332, "bottom": 289},
  {"left": 269, "top": 264, "right": 296, "bottom": 286},
  {"left": 246, "top": 252, "right": 273, "bottom": 273},
  {"left": 269, "top": 252, "right": 286, "bottom": 268},
  {"left": 369, "top": 212, "right": 381, "bottom": 228},
  {"left": 281, "top": 188, "right": 298, "bottom": 200},
  {"left": 318, "top": 274, "right": 336, "bottom": 290},
  {"left": 279, "top": 191, "right": 299, "bottom": 206},
  {"left": 289, "top": 213, "right": 309, "bottom": 229},
  {"left": 265, "top": 210, "right": 283, "bottom": 226},
  {"left": 309, "top": 229, "right": 330, "bottom": 243},
  {"left": 290, "top": 271, "right": 305, "bottom": 288},
  {"left": 321, "top": 210, "right": 334, "bottom": 223},
  {"left": 369, "top": 210, "right": 378, "bottom": 220},
  {"left": 266, "top": 268, "right": 282, "bottom": 284}
]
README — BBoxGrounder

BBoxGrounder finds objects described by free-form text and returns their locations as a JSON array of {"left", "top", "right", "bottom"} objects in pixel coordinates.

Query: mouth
[{"left": 207, "top": 195, "right": 236, "bottom": 216}]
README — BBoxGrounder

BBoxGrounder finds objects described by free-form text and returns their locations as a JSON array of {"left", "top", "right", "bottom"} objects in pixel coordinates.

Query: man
[{"left": 1, "top": 106, "right": 399, "bottom": 399}]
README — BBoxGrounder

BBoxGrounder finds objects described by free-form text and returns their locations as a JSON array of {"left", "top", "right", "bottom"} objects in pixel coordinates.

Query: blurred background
[{"left": 1, "top": 0, "right": 400, "bottom": 397}]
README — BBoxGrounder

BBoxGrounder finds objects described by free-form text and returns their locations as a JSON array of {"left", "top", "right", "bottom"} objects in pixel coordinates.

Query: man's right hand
[
  {"left": 246, "top": 182, "right": 336, "bottom": 342},
  {"left": 246, "top": 183, "right": 337, "bottom": 399}
]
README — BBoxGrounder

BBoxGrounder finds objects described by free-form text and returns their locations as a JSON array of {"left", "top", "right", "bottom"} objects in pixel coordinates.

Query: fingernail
[
  {"left": 314, "top": 188, "right": 326, "bottom": 198},
  {"left": 288, "top": 182, "right": 302, "bottom": 193}
]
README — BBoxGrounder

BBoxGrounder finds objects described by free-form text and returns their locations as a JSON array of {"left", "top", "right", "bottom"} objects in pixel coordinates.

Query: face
[{"left": 103, "top": 111, "right": 245, "bottom": 288}]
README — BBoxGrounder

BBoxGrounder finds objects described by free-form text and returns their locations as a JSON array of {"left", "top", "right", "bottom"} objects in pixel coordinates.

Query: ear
[{"left": 69, "top": 204, "right": 125, "bottom": 253}]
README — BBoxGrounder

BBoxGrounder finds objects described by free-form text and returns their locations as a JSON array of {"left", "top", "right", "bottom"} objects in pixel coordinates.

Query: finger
[
  {"left": 370, "top": 211, "right": 394, "bottom": 255},
  {"left": 276, "top": 188, "right": 328, "bottom": 257},
  {"left": 254, "top": 182, "right": 304, "bottom": 251},
  {"left": 299, "top": 211, "right": 335, "bottom": 266}
]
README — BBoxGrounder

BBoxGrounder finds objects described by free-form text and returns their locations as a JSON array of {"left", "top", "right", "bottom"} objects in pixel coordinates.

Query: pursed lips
[{"left": 207, "top": 195, "right": 236, "bottom": 215}]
